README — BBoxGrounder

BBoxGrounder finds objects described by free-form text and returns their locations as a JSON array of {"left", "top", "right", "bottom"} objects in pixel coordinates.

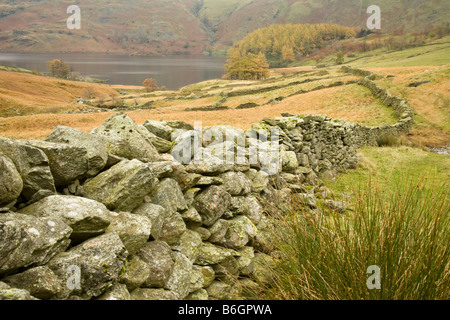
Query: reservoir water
[{"left": 0, "top": 53, "right": 226, "bottom": 90}]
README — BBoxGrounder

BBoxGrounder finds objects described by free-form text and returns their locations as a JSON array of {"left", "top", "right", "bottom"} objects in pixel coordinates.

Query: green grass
[
  {"left": 0, "top": 65, "right": 32, "bottom": 74},
  {"left": 254, "top": 169, "right": 449, "bottom": 300},
  {"left": 349, "top": 41, "right": 450, "bottom": 68},
  {"left": 330, "top": 146, "right": 450, "bottom": 195},
  {"left": 297, "top": 37, "right": 450, "bottom": 68},
  {"left": 246, "top": 145, "right": 449, "bottom": 300}
]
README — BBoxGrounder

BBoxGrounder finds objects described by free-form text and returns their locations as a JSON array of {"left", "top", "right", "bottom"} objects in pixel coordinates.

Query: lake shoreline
[{"left": 0, "top": 53, "right": 227, "bottom": 90}]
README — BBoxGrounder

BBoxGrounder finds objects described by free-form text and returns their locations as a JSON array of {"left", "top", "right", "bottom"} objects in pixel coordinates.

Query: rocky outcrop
[{"left": 0, "top": 75, "right": 413, "bottom": 300}]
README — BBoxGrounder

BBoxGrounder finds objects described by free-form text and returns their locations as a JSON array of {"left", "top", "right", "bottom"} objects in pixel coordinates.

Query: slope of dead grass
[
  {"left": 0, "top": 70, "right": 120, "bottom": 117},
  {"left": 0, "top": 63, "right": 448, "bottom": 149},
  {"left": 0, "top": 82, "right": 398, "bottom": 140},
  {"left": 367, "top": 65, "right": 450, "bottom": 147}
]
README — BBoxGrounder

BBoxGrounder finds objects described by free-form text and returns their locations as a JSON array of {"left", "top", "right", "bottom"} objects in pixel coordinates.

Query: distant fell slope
[
  {"left": 207, "top": 0, "right": 450, "bottom": 50},
  {"left": 0, "top": 0, "right": 448, "bottom": 55},
  {"left": 0, "top": 0, "right": 210, "bottom": 55}
]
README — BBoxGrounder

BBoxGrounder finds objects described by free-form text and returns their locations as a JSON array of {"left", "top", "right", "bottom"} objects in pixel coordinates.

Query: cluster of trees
[
  {"left": 224, "top": 23, "right": 355, "bottom": 80},
  {"left": 232, "top": 23, "right": 356, "bottom": 64}
]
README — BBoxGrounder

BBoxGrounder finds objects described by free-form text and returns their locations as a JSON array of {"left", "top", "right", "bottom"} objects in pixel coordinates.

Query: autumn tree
[
  {"left": 225, "top": 49, "right": 269, "bottom": 80},
  {"left": 48, "top": 59, "right": 71, "bottom": 78},
  {"left": 142, "top": 78, "right": 159, "bottom": 92}
]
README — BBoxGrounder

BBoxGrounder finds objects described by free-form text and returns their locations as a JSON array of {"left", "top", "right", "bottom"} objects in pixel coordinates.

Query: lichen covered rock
[{"left": 0, "top": 213, "right": 72, "bottom": 275}]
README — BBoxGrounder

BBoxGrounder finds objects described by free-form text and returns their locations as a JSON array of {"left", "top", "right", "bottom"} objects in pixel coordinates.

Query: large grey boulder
[
  {"left": 19, "top": 195, "right": 112, "bottom": 242},
  {"left": 121, "top": 255, "right": 152, "bottom": 291},
  {"left": 83, "top": 159, "right": 158, "bottom": 212},
  {"left": 159, "top": 213, "right": 187, "bottom": 246},
  {"left": 138, "top": 125, "right": 172, "bottom": 153},
  {"left": 44, "top": 126, "right": 108, "bottom": 177},
  {"left": 91, "top": 113, "right": 159, "bottom": 162},
  {"left": 172, "top": 230, "right": 203, "bottom": 263},
  {"left": 202, "top": 125, "right": 246, "bottom": 148},
  {"left": 133, "top": 203, "right": 169, "bottom": 240},
  {"left": 245, "top": 169, "right": 269, "bottom": 193},
  {"left": 0, "top": 137, "right": 56, "bottom": 201},
  {"left": 46, "top": 232, "right": 128, "bottom": 300},
  {"left": 228, "top": 196, "right": 264, "bottom": 225},
  {"left": 0, "top": 213, "right": 72, "bottom": 275},
  {"left": 137, "top": 241, "right": 174, "bottom": 288},
  {"left": 0, "top": 155, "right": 23, "bottom": 206},
  {"left": 251, "top": 253, "right": 277, "bottom": 285},
  {"left": 190, "top": 265, "right": 215, "bottom": 292},
  {"left": 205, "top": 281, "right": 241, "bottom": 300},
  {"left": 165, "top": 252, "right": 192, "bottom": 299},
  {"left": 1, "top": 266, "right": 62, "bottom": 300},
  {"left": 106, "top": 212, "right": 152, "bottom": 254},
  {"left": 195, "top": 242, "right": 239, "bottom": 266},
  {"left": 219, "top": 171, "right": 252, "bottom": 196},
  {"left": 142, "top": 120, "right": 173, "bottom": 141},
  {"left": 236, "top": 247, "right": 255, "bottom": 276},
  {"left": 147, "top": 178, "right": 188, "bottom": 215},
  {"left": 280, "top": 150, "right": 299, "bottom": 173},
  {"left": 193, "top": 186, "right": 232, "bottom": 227},
  {"left": 26, "top": 140, "right": 89, "bottom": 187},
  {"left": 186, "top": 149, "right": 234, "bottom": 175},
  {"left": 210, "top": 216, "right": 257, "bottom": 250}
]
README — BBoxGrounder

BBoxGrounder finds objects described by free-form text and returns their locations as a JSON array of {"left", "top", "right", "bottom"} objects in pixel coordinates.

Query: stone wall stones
[{"left": 0, "top": 67, "right": 413, "bottom": 300}]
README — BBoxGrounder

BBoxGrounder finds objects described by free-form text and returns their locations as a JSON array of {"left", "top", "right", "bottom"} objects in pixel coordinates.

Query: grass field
[
  {"left": 1, "top": 61, "right": 446, "bottom": 147},
  {"left": 254, "top": 170, "right": 449, "bottom": 300},
  {"left": 0, "top": 70, "right": 121, "bottom": 117}
]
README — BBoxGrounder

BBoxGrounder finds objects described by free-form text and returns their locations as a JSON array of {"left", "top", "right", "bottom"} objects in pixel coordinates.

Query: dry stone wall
[
  {"left": 341, "top": 66, "right": 414, "bottom": 147},
  {"left": 0, "top": 67, "right": 413, "bottom": 300}
]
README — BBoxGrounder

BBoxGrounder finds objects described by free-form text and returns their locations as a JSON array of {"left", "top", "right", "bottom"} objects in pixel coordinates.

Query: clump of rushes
[{"left": 253, "top": 173, "right": 449, "bottom": 300}]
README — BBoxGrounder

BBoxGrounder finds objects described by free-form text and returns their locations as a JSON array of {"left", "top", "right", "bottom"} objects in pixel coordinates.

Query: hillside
[
  {"left": 0, "top": 37, "right": 448, "bottom": 150},
  {"left": 0, "top": 69, "right": 121, "bottom": 117},
  {"left": 0, "top": 0, "right": 449, "bottom": 55}
]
